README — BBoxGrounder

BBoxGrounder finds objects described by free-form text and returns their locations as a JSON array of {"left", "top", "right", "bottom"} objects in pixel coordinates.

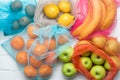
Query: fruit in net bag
[
  {"left": 44, "top": 39, "right": 56, "bottom": 51},
  {"left": 90, "top": 35, "right": 120, "bottom": 56},
  {"left": 58, "top": 35, "right": 68, "bottom": 45},
  {"left": 26, "top": 39, "right": 35, "bottom": 49},
  {"left": 91, "top": 53, "right": 105, "bottom": 65},
  {"left": 24, "top": 65, "right": 37, "bottom": 78},
  {"left": 58, "top": 13, "right": 74, "bottom": 27},
  {"left": 58, "top": 0, "right": 71, "bottom": 13},
  {"left": 43, "top": 3, "right": 60, "bottom": 19},
  {"left": 110, "top": 56, "right": 120, "bottom": 70},
  {"left": 19, "top": 16, "right": 31, "bottom": 27},
  {"left": 30, "top": 56, "right": 43, "bottom": 68},
  {"left": 80, "top": 57, "right": 93, "bottom": 70},
  {"left": 38, "top": 64, "right": 52, "bottom": 77},
  {"left": 104, "top": 61, "right": 111, "bottom": 70},
  {"left": 16, "top": 51, "right": 28, "bottom": 65},
  {"left": 45, "top": 52, "right": 57, "bottom": 64},
  {"left": 91, "top": 36, "right": 107, "bottom": 49},
  {"left": 12, "top": 20, "right": 20, "bottom": 30},
  {"left": 27, "top": 25, "right": 37, "bottom": 39},
  {"left": 90, "top": 65, "right": 106, "bottom": 80},
  {"left": 72, "top": 42, "right": 119, "bottom": 80},
  {"left": 33, "top": 44, "right": 47, "bottom": 57},
  {"left": 105, "top": 39, "right": 120, "bottom": 56},
  {"left": 81, "top": 51, "right": 91, "bottom": 57},
  {"left": 25, "top": 4, "right": 36, "bottom": 18},
  {"left": 10, "top": 0, "right": 23, "bottom": 11},
  {"left": 11, "top": 36, "right": 25, "bottom": 50}
]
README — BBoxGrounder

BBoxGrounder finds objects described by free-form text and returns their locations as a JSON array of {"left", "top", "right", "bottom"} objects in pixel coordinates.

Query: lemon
[
  {"left": 43, "top": 4, "right": 60, "bottom": 19},
  {"left": 58, "top": 1, "right": 71, "bottom": 13},
  {"left": 58, "top": 13, "right": 74, "bottom": 27}
]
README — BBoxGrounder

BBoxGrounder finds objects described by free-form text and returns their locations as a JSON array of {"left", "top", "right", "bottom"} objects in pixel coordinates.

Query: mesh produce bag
[
  {"left": 71, "top": 0, "right": 119, "bottom": 40},
  {"left": 34, "top": 0, "right": 76, "bottom": 29},
  {"left": 72, "top": 43, "right": 119, "bottom": 80},
  {"left": 1, "top": 23, "right": 74, "bottom": 79},
  {"left": 0, "top": 0, "right": 36, "bottom": 35},
  {"left": 28, "top": 24, "right": 74, "bottom": 60}
]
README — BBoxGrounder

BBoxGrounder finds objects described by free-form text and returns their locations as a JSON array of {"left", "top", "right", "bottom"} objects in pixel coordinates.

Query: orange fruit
[
  {"left": 24, "top": 65, "right": 37, "bottom": 78},
  {"left": 30, "top": 56, "right": 43, "bottom": 68},
  {"left": 58, "top": 35, "right": 68, "bottom": 45},
  {"left": 11, "top": 36, "right": 24, "bottom": 50},
  {"left": 44, "top": 39, "right": 56, "bottom": 51},
  {"left": 16, "top": 51, "right": 28, "bottom": 65},
  {"left": 38, "top": 64, "right": 52, "bottom": 77},
  {"left": 27, "top": 25, "right": 37, "bottom": 39},
  {"left": 33, "top": 44, "right": 47, "bottom": 56},
  {"left": 26, "top": 39, "right": 35, "bottom": 49},
  {"left": 45, "top": 52, "right": 57, "bottom": 64}
]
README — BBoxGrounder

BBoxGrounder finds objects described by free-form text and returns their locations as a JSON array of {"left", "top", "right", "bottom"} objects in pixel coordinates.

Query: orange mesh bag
[{"left": 72, "top": 43, "right": 119, "bottom": 80}]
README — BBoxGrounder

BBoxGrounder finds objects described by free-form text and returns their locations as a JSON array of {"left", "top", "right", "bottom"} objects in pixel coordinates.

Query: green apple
[
  {"left": 80, "top": 57, "right": 93, "bottom": 70},
  {"left": 62, "top": 63, "right": 77, "bottom": 77},
  {"left": 59, "top": 46, "right": 74, "bottom": 62},
  {"left": 90, "top": 65, "right": 106, "bottom": 80},
  {"left": 81, "top": 51, "right": 91, "bottom": 57},
  {"left": 104, "top": 61, "right": 111, "bottom": 70},
  {"left": 91, "top": 53, "right": 105, "bottom": 65}
]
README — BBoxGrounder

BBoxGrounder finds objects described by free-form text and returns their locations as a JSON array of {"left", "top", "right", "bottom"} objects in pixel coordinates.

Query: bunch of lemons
[{"left": 43, "top": 0, "right": 74, "bottom": 27}]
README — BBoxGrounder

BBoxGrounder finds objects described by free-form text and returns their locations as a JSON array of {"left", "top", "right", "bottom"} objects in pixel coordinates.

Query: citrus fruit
[
  {"left": 44, "top": 39, "right": 56, "bottom": 51},
  {"left": 16, "top": 51, "right": 28, "bottom": 65},
  {"left": 26, "top": 39, "right": 35, "bottom": 49},
  {"left": 11, "top": 36, "right": 25, "bottom": 50},
  {"left": 30, "top": 56, "right": 43, "bottom": 68},
  {"left": 38, "top": 64, "right": 52, "bottom": 77},
  {"left": 33, "top": 44, "right": 47, "bottom": 56},
  {"left": 24, "top": 65, "right": 37, "bottom": 78},
  {"left": 45, "top": 52, "right": 57, "bottom": 64},
  {"left": 58, "top": 13, "right": 74, "bottom": 27},
  {"left": 43, "top": 3, "right": 60, "bottom": 19},
  {"left": 58, "top": 35, "right": 68, "bottom": 44},
  {"left": 58, "top": 1, "right": 71, "bottom": 13},
  {"left": 27, "top": 25, "right": 37, "bottom": 39}
]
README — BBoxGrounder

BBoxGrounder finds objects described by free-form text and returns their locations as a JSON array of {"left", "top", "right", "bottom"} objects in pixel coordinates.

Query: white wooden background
[{"left": 0, "top": 4, "right": 120, "bottom": 80}]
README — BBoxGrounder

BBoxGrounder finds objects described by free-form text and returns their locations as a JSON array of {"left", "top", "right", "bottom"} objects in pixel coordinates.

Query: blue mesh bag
[
  {"left": 1, "top": 23, "right": 75, "bottom": 79},
  {"left": 0, "top": 0, "right": 37, "bottom": 35},
  {"left": 28, "top": 24, "right": 74, "bottom": 60}
]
